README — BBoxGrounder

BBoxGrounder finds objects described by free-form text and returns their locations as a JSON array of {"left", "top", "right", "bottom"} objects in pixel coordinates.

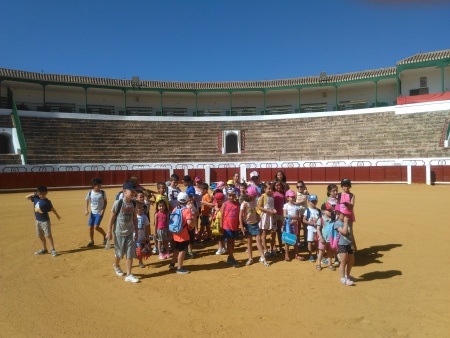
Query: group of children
[{"left": 29, "top": 172, "right": 356, "bottom": 286}]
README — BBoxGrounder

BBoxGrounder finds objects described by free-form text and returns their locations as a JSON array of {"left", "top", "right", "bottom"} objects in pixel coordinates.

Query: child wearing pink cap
[
  {"left": 283, "top": 189, "right": 303, "bottom": 261},
  {"left": 240, "top": 186, "right": 269, "bottom": 266}
]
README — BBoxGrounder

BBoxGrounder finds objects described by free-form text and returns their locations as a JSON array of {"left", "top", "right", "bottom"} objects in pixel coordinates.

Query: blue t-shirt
[
  {"left": 334, "top": 219, "right": 352, "bottom": 245},
  {"left": 31, "top": 196, "right": 53, "bottom": 222},
  {"left": 185, "top": 185, "right": 195, "bottom": 198}
]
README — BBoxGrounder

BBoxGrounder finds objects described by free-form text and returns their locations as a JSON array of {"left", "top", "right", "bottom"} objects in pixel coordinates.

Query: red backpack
[{"left": 136, "top": 240, "right": 152, "bottom": 261}]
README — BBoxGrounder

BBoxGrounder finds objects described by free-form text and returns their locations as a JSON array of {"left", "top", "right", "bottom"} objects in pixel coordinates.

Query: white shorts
[{"left": 307, "top": 225, "right": 317, "bottom": 242}]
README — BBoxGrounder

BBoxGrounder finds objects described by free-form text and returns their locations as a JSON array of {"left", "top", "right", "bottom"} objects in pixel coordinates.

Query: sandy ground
[{"left": 0, "top": 183, "right": 449, "bottom": 337}]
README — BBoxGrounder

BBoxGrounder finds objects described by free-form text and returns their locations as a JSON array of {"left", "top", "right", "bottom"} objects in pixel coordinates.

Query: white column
[
  {"left": 204, "top": 165, "right": 211, "bottom": 185},
  {"left": 426, "top": 165, "right": 431, "bottom": 185},
  {"left": 407, "top": 165, "right": 412, "bottom": 185},
  {"left": 240, "top": 164, "right": 247, "bottom": 183}
]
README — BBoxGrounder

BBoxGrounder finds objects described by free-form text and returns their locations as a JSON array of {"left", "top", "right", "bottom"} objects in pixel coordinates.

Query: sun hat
[
  {"left": 285, "top": 189, "right": 295, "bottom": 198},
  {"left": 307, "top": 194, "right": 318, "bottom": 201},
  {"left": 246, "top": 185, "right": 258, "bottom": 197},
  {"left": 177, "top": 192, "right": 189, "bottom": 204},
  {"left": 227, "top": 179, "right": 235, "bottom": 185}
]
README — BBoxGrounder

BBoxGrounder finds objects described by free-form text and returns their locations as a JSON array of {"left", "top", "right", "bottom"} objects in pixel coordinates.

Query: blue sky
[{"left": 1, "top": 0, "right": 449, "bottom": 82}]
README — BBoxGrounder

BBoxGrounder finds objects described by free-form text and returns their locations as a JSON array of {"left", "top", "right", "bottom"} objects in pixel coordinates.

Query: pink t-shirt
[
  {"left": 155, "top": 211, "right": 168, "bottom": 229},
  {"left": 273, "top": 191, "right": 285, "bottom": 215},
  {"left": 222, "top": 201, "right": 240, "bottom": 231},
  {"left": 335, "top": 192, "right": 355, "bottom": 222}
]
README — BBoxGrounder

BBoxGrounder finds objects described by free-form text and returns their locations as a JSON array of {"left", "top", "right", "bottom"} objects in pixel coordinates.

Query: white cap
[{"left": 177, "top": 192, "right": 189, "bottom": 204}]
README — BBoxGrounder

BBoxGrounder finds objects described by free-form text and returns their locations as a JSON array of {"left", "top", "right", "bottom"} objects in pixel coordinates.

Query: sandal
[
  {"left": 245, "top": 259, "right": 253, "bottom": 266},
  {"left": 259, "top": 257, "right": 270, "bottom": 267},
  {"left": 328, "top": 265, "right": 336, "bottom": 271},
  {"left": 316, "top": 265, "right": 322, "bottom": 271},
  {"left": 295, "top": 254, "right": 306, "bottom": 261}
]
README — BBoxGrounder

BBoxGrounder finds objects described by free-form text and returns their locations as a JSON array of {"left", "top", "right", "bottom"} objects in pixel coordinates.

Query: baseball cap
[
  {"left": 308, "top": 194, "right": 318, "bottom": 201},
  {"left": 216, "top": 181, "right": 225, "bottom": 189},
  {"left": 246, "top": 186, "right": 258, "bottom": 197},
  {"left": 123, "top": 181, "right": 137, "bottom": 191},
  {"left": 327, "top": 198, "right": 338, "bottom": 206},
  {"left": 285, "top": 189, "right": 295, "bottom": 198},
  {"left": 341, "top": 178, "right": 352, "bottom": 187},
  {"left": 214, "top": 192, "right": 225, "bottom": 200},
  {"left": 227, "top": 179, "right": 235, "bottom": 185},
  {"left": 177, "top": 192, "right": 189, "bottom": 204},
  {"left": 194, "top": 176, "right": 202, "bottom": 182},
  {"left": 250, "top": 171, "right": 259, "bottom": 179},
  {"left": 226, "top": 187, "right": 236, "bottom": 195},
  {"left": 320, "top": 203, "right": 328, "bottom": 211}
]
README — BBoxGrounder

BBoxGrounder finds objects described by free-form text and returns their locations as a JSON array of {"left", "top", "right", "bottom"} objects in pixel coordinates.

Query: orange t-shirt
[
  {"left": 172, "top": 207, "right": 192, "bottom": 242},
  {"left": 201, "top": 193, "right": 213, "bottom": 216}
]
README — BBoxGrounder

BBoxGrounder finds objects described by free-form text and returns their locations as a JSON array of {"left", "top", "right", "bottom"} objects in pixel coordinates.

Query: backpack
[
  {"left": 88, "top": 189, "right": 105, "bottom": 200},
  {"left": 115, "top": 190, "right": 124, "bottom": 201},
  {"left": 168, "top": 206, "right": 187, "bottom": 234},
  {"left": 136, "top": 239, "right": 152, "bottom": 261},
  {"left": 281, "top": 215, "right": 297, "bottom": 245},
  {"left": 211, "top": 209, "right": 223, "bottom": 237},
  {"left": 305, "top": 208, "right": 322, "bottom": 241},
  {"left": 329, "top": 224, "right": 340, "bottom": 251}
]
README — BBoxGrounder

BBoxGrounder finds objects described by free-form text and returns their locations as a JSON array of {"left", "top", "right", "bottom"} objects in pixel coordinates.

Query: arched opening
[
  {"left": 0, "top": 133, "right": 12, "bottom": 154},
  {"left": 225, "top": 133, "right": 238, "bottom": 153}
]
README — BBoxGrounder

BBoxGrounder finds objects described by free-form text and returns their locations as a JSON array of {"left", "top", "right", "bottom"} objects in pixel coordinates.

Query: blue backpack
[{"left": 168, "top": 206, "right": 187, "bottom": 234}]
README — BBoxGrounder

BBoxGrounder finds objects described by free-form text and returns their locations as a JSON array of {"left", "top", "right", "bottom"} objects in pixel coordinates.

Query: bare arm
[{"left": 51, "top": 207, "right": 61, "bottom": 220}]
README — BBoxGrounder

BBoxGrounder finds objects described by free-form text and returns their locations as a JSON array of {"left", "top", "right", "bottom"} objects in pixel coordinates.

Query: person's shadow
[
  {"left": 355, "top": 243, "right": 402, "bottom": 267},
  {"left": 353, "top": 243, "right": 402, "bottom": 282}
]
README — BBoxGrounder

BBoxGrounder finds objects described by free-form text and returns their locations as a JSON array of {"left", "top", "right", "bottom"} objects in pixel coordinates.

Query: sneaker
[
  {"left": 186, "top": 251, "right": 194, "bottom": 259},
  {"left": 264, "top": 251, "right": 271, "bottom": 258},
  {"left": 259, "top": 257, "right": 270, "bottom": 267},
  {"left": 176, "top": 268, "right": 190, "bottom": 274},
  {"left": 113, "top": 264, "right": 124, "bottom": 276},
  {"left": 341, "top": 277, "right": 354, "bottom": 286},
  {"left": 103, "top": 238, "right": 108, "bottom": 245},
  {"left": 34, "top": 249, "right": 48, "bottom": 255},
  {"left": 322, "top": 258, "right": 329, "bottom": 265},
  {"left": 215, "top": 248, "right": 225, "bottom": 255},
  {"left": 158, "top": 253, "right": 166, "bottom": 260},
  {"left": 169, "top": 263, "right": 175, "bottom": 269},
  {"left": 230, "top": 260, "right": 239, "bottom": 268},
  {"left": 165, "top": 253, "right": 170, "bottom": 259},
  {"left": 152, "top": 247, "right": 158, "bottom": 254},
  {"left": 245, "top": 259, "right": 253, "bottom": 266},
  {"left": 125, "top": 274, "right": 139, "bottom": 283},
  {"left": 309, "top": 256, "right": 315, "bottom": 262},
  {"left": 139, "top": 261, "right": 145, "bottom": 268},
  {"left": 51, "top": 249, "right": 58, "bottom": 257},
  {"left": 333, "top": 260, "right": 340, "bottom": 266},
  {"left": 87, "top": 241, "right": 94, "bottom": 248}
]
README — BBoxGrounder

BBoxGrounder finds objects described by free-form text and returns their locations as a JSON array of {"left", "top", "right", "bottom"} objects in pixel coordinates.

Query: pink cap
[
  {"left": 285, "top": 189, "right": 295, "bottom": 198},
  {"left": 246, "top": 186, "right": 258, "bottom": 197}
]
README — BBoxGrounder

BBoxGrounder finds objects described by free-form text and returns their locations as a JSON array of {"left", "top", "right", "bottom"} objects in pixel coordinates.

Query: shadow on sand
[{"left": 354, "top": 243, "right": 402, "bottom": 267}]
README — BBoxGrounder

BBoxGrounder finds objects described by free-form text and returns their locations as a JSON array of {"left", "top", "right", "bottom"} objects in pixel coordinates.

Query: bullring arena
[{"left": 1, "top": 49, "right": 450, "bottom": 337}]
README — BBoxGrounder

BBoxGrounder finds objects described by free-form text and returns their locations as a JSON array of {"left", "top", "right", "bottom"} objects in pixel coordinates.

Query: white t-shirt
[
  {"left": 283, "top": 203, "right": 299, "bottom": 223},
  {"left": 86, "top": 190, "right": 106, "bottom": 214}
]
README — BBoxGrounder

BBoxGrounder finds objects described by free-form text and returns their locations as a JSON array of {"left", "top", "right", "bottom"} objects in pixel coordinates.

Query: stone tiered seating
[{"left": 17, "top": 110, "right": 450, "bottom": 164}]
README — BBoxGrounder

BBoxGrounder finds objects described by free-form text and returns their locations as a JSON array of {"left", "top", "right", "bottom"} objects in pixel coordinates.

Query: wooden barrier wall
[{"left": 2, "top": 165, "right": 450, "bottom": 191}]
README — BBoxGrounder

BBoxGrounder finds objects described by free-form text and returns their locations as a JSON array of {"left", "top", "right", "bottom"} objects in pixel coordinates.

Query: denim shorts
[
  {"left": 88, "top": 213, "right": 103, "bottom": 226},
  {"left": 244, "top": 223, "right": 261, "bottom": 237},
  {"left": 222, "top": 229, "right": 240, "bottom": 240}
]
